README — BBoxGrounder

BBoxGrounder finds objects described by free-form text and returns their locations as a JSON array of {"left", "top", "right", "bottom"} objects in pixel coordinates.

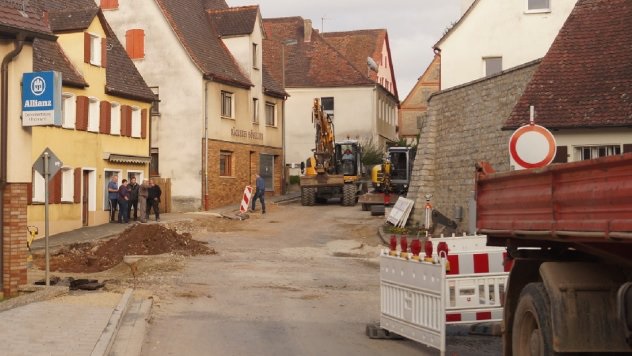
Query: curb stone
[{"left": 91, "top": 288, "right": 133, "bottom": 356}]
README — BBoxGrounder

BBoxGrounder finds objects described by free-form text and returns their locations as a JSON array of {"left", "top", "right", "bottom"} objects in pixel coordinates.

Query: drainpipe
[
  {"left": 1, "top": 34, "right": 26, "bottom": 292},
  {"left": 203, "top": 82, "right": 209, "bottom": 210}
]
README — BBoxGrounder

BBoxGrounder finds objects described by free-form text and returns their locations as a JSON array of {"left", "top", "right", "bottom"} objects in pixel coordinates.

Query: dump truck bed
[{"left": 477, "top": 153, "right": 632, "bottom": 264}]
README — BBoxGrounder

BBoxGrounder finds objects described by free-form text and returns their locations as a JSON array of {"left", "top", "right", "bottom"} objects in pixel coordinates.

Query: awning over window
[{"left": 105, "top": 153, "right": 151, "bottom": 165}]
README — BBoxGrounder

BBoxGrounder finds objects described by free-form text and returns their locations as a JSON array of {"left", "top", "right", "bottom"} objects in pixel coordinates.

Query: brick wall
[
  {"left": 2, "top": 183, "right": 28, "bottom": 297},
  {"left": 407, "top": 61, "right": 540, "bottom": 232},
  {"left": 206, "top": 139, "right": 282, "bottom": 209}
]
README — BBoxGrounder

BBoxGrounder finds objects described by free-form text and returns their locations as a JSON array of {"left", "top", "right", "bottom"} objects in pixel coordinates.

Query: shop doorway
[{"left": 259, "top": 154, "right": 274, "bottom": 191}]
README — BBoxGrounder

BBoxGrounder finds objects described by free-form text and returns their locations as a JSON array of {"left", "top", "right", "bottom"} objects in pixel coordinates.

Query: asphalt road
[{"left": 139, "top": 201, "right": 501, "bottom": 356}]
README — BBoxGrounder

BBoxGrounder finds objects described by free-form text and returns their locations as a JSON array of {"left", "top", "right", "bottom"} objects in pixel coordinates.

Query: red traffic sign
[{"left": 509, "top": 124, "right": 556, "bottom": 169}]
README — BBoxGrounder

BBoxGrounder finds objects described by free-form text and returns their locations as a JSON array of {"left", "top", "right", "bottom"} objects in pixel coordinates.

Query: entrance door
[
  {"left": 259, "top": 154, "right": 274, "bottom": 191},
  {"left": 82, "top": 170, "right": 90, "bottom": 226}
]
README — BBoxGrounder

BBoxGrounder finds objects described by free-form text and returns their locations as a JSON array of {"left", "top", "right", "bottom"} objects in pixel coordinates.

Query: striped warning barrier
[
  {"left": 379, "top": 234, "right": 510, "bottom": 353},
  {"left": 240, "top": 185, "right": 253, "bottom": 213}
]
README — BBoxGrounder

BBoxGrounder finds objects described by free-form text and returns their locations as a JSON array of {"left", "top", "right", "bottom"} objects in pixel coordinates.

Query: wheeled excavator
[{"left": 300, "top": 98, "right": 362, "bottom": 206}]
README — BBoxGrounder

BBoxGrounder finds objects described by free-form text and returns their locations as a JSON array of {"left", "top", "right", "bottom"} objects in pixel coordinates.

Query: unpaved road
[{"left": 139, "top": 201, "right": 501, "bottom": 355}]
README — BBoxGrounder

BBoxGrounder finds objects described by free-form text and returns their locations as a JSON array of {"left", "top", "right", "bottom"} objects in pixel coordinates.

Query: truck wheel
[
  {"left": 342, "top": 184, "right": 356, "bottom": 206},
  {"left": 301, "top": 187, "right": 316, "bottom": 206},
  {"left": 512, "top": 283, "right": 558, "bottom": 356}
]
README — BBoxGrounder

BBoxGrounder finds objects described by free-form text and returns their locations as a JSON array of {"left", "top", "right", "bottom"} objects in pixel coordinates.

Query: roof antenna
[{"left": 321, "top": 16, "right": 327, "bottom": 34}]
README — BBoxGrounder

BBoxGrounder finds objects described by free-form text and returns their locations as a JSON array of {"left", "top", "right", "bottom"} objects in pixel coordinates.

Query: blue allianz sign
[{"left": 22, "top": 71, "right": 62, "bottom": 126}]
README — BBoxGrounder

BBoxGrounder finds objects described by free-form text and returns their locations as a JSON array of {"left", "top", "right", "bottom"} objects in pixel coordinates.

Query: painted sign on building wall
[{"left": 22, "top": 71, "right": 62, "bottom": 126}]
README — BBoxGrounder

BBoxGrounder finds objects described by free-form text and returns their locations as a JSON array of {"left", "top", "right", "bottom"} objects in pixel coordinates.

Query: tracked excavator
[{"left": 300, "top": 98, "right": 361, "bottom": 206}]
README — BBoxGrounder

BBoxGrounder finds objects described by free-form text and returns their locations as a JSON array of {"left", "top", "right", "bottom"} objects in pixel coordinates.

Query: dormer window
[
  {"left": 84, "top": 33, "right": 107, "bottom": 67},
  {"left": 526, "top": 0, "right": 550, "bottom": 12}
]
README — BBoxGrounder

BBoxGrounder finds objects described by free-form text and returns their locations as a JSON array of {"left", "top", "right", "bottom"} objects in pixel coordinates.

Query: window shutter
[
  {"left": 49, "top": 171, "right": 62, "bottom": 204},
  {"left": 125, "top": 30, "right": 134, "bottom": 58},
  {"left": 76, "top": 96, "right": 89, "bottom": 131},
  {"left": 74, "top": 168, "right": 81, "bottom": 204},
  {"left": 101, "top": 37, "right": 108, "bottom": 68},
  {"left": 124, "top": 106, "right": 132, "bottom": 137},
  {"left": 136, "top": 30, "right": 145, "bottom": 59},
  {"left": 552, "top": 146, "right": 568, "bottom": 163},
  {"left": 27, "top": 182, "right": 33, "bottom": 205},
  {"left": 100, "top": 101, "right": 111, "bottom": 134},
  {"left": 84, "top": 32, "right": 91, "bottom": 64},
  {"left": 623, "top": 144, "right": 632, "bottom": 153},
  {"left": 141, "top": 108, "right": 148, "bottom": 138}
]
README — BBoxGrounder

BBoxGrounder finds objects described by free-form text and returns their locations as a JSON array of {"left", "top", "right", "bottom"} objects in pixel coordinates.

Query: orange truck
[{"left": 476, "top": 153, "right": 632, "bottom": 355}]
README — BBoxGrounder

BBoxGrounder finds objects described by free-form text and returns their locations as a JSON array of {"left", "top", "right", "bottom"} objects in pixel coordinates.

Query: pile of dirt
[{"left": 34, "top": 224, "right": 215, "bottom": 273}]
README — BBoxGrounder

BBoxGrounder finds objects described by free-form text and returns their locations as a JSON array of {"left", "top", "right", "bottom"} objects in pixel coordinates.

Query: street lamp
[{"left": 281, "top": 39, "right": 297, "bottom": 194}]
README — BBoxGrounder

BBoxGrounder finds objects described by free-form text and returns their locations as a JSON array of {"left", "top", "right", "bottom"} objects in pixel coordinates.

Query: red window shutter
[
  {"left": 141, "top": 108, "right": 148, "bottom": 138},
  {"left": 123, "top": 106, "right": 132, "bottom": 137},
  {"left": 76, "top": 96, "right": 89, "bottom": 131},
  {"left": 120, "top": 105, "right": 127, "bottom": 136},
  {"left": 73, "top": 168, "right": 81, "bottom": 204},
  {"left": 49, "top": 171, "right": 62, "bottom": 204},
  {"left": 135, "top": 30, "right": 145, "bottom": 59},
  {"left": 101, "top": 37, "right": 108, "bottom": 68},
  {"left": 125, "top": 30, "right": 134, "bottom": 58},
  {"left": 27, "top": 182, "right": 33, "bottom": 205},
  {"left": 100, "top": 101, "right": 111, "bottom": 134},
  {"left": 100, "top": 0, "right": 119, "bottom": 10},
  {"left": 552, "top": 146, "right": 568, "bottom": 163},
  {"left": 84, "top": 32, "right": 91, "bottom": 64}
]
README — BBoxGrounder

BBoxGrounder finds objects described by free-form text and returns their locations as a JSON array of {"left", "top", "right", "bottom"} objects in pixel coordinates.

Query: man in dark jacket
[
  {"left": 251, "top": 173, "right": 266, "bottom": 214},
  {"left": 147, "top": 179, "right": 162, "bottom": 221},
  {"left": 117, "top": 179, "right": 130, "bottom": 223},
  {"left": 128, "top": 176, "right": 139, "bottom": 221}
]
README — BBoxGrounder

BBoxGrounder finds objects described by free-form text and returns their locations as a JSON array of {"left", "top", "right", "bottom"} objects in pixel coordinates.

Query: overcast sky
[{"left": 227, "top": 0, "right": 462, "bottom": 100}]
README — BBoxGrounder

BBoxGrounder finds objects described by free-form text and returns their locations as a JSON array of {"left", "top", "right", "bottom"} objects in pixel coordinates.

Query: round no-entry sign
[{"left": 509, "top": 124, "right": 556, "bottom": 169}]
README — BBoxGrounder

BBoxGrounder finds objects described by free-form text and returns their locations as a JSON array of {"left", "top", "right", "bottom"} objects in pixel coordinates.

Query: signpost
[
  {"left": 509, "top": 106, "right": 556, "bottom": 170},
  {"left": 33, "top": 148, "right": 62, "bottom": 286}
]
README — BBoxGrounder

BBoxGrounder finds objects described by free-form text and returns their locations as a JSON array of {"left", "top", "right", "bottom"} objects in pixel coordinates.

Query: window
[
  {"left": 125, "top": 29, "right": 145, "bottom": 59},
  {"left": 100, "top": 0, "right": 119, "bottom": 9},
  {"left": 321, "top": 97, "right": 334, "bottom": 119},
  {"left": 61, "top": 93, "right": 76, "bottom": 129},
  {"left": 252, "top": 98, "right": 259, "bottom": 124},
  {"left": 61, "top": 167, "right": 74, "bottom": 202},
  {"left": 527, "top": 0, "right": 550, "bottom": 12},
  {"left": 128, "top": 170, "right": 143, "bottom": 183},
  {"left": 150, "top": 87, "right": 160, "bottom": 116},
  {"left": 575, "top": 145, "right": 621, "bottom": 161},
  {"left": 484, "top": 57, "right": 502, "bottom": 76},
  {"left": 90, "top": 34, "right": 102, "bottom": 66},
  {"left": 265, "top": 102, "right": 276, "bottom": 126},
  {"left": 220, "top": 151, "right": 233, "bottom": 177},
  {"left": 221, "top": 91, "right": 233, "bottom": 118},
  {"left": 150, "top": 148, "right": 159, "bottom": 176},
  {"left": 88, "top": 97, "right": 99, "bottom": 132},
  {"left": 32, "top": 171, "right": 45, "bottom": 203},
  {"left": 110, "top": 102, "right": 121, "bottom": 135},
  {"left": 252, "top": 43, "right": 258, "bottom": 68},
  {"left": 131, "top": 106, "right": 141, "bottom": 137}
]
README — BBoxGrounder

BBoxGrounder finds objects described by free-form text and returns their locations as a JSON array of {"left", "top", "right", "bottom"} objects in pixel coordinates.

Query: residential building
[
  {"left": 263, "top": 18, "right": 398, "bottom": 172},
  {"left": 504, "top": 0, "right": 632, "bottom": 165},
  {"left": 398, "top": 54, "right": 441, "bottom": 143},
  {"left": 0, "top": 1, "right": 56, "bottom": 297},
  {"left": 101, "top": 0, "right": 286, "bottom": 211},
  {"left": 436, "top": 0, "right": 577, "bottom": 89},
  {"left": 29, "top": 0, "right": 154, "bottom": 235}
]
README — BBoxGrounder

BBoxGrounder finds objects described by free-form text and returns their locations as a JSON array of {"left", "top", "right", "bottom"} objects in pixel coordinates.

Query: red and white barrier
[
  {"left": 240, "top": 185, "right": 253, "bottom": 213},
  {"left": 379, "top": 234, "right": 509, "bottom": 354}
]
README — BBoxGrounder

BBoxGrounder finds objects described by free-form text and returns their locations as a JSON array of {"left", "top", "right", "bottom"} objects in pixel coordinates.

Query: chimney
[{"left": 304, "top": 19, "right": 312, "bottom": 43}]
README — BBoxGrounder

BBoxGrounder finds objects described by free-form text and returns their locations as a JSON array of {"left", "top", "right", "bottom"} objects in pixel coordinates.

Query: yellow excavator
[{"left": 300, "top": 98, "right": 361, "bottom": 206}]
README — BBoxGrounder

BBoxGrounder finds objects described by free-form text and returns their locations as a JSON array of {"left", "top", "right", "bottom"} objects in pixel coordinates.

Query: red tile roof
[
  {"left": 203, "top": 0, "right": 229, "bottom": 10},
  {"left": 33, "top": 38, "right": 88, "bottom": 88},
  {"left": 0, "top": 3, "right": 54, "bottom": 39},
  {"left": 208, "top": 5, "right": 258, "bottom": 37},
  {"left": 155, "top": 0, "right": 251, "bottom": 88},
  {"left": 262, "top": 17, "right": 374, "bottom": 89},
  {"left": 504, "top": 0, "right": 632, "bottom": 129},
  {"left": 322, "top": 29, "right": 399, "bottom": 98}
]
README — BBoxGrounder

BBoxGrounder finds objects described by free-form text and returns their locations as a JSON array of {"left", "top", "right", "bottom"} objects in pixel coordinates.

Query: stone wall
[
  {"left": 408, "top": 61, "right": 540, "bottom": 232},
  {"left": 206, "top": 139, "right": 282, "bottom": 209},
  {"left": 2, "top": 183, "right": 28, "bottom": 297}
]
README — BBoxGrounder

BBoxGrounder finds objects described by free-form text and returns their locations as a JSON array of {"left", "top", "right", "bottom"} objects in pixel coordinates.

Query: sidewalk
[{"left": 2, "top": 192, "right": 300, "bottom": 356}]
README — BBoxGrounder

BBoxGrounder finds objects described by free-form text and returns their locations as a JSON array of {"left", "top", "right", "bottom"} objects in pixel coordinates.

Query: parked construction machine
[
  {"left": 300, "top": 98, "right": 361, "bottom": 206},
  {"left": 371, "top": 146, "right": 415, "bottom": 194}
]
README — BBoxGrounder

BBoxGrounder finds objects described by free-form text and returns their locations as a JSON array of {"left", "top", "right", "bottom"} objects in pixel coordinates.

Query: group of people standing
[{"left": 108, "top": 175, "right": 161, "bottom": 224}]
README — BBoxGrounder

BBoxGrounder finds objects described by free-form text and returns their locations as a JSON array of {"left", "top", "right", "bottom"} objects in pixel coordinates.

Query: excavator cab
[{"left": 334, "top": 141, "right": 361, "bottom": 182}]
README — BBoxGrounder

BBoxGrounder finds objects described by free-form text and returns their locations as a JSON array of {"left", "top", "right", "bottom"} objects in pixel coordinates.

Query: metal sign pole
[{"left": 44, "top": 152, "right": 50, "bottom": 287}]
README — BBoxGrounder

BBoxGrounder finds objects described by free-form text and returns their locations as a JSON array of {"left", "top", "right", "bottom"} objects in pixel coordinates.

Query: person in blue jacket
[{"left": 251, "top": 173, "right": 266, "bottom": 214}]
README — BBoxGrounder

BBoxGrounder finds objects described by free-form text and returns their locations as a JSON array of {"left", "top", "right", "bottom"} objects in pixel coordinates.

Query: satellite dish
[{"left": 367, "top": 57, "right": 379, "bottom": 72}]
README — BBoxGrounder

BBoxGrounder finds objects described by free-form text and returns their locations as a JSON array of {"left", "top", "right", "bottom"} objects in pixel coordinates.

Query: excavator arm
[{"left": 312, "top": 98, "right": 335, "bottom": 174}]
